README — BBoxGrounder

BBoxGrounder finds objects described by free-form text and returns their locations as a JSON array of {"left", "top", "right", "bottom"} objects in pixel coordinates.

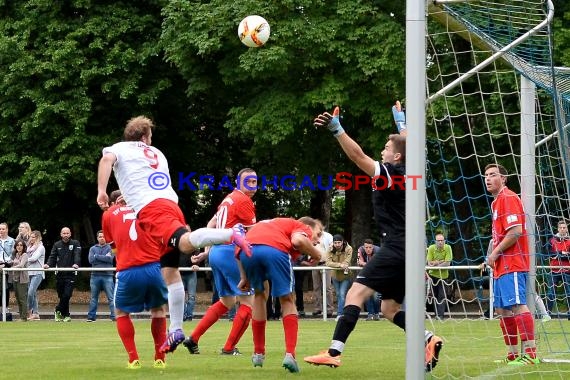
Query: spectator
[
  {"left": 326, "top": 234, "right": 353, "bottom": 321},
  {"left": 357, "top": 239, "right": 381, "bottom": 320},
  {"left": 294, "top": 253, "right": 312, "bottom": 317},
  {"left": 87, "top": 230, "right": 115, "bottom": 322},
  {"left": 44, "top": 227, "right": 81, "bottom": 322},
  {"left": 26, "top": 230, "right": 45, "bottom": 321},
  {"left": 426, "top": 233, "right": 453, "bottom": 320},
  {"left": 179, "top": 251, "right": 199, "bottom": 321},
  {"left": 0, "top": 222, "right": 15, "bottom": 310},
  {"left": 312, "top": 230, "right": 334, "bottom": 318},
  {"left": 546, "top": 219, "right": 570, "bottom": 317},
  {"left": 16, "top": 222, "right": 31, "bottom": 245},
  {"left": 11, "top": 239, "right": 29, "bottom": 321}
]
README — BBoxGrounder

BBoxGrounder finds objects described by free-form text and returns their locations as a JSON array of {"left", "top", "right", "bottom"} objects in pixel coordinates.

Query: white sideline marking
[{"left": 542, "top": 358, "right": 570, "bottom": 364}]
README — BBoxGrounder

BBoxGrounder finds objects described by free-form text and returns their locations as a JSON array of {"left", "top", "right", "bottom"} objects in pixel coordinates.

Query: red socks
[
  {"left": 500, "top": 313, "right": 537, "bottom": 359},
  {"left": 515, "top": 312, "right": 535, "bottom": 341},
  {"left": 516, "top": 312, "right": 537, "bottom": 358},
  {"left": 151, "top": 316, "right": 167, "bottom": 361},
  {"left": 223, "top": 304, "right": 252, "bottom": 351},
  {"left": 500, "top": 315, "right": 518, "bottom": 347},
  {"left": 282, "top": 314, "right": 298, "bottom": 357},
  {"left": 252, "top": 319, "right": 267, "bottom": 354},
  {"left": 191, "top": 301, "right": 229, "bottom": 342},
  {"left": 116, "top": 315, "right": 138, "bottom": 362}
]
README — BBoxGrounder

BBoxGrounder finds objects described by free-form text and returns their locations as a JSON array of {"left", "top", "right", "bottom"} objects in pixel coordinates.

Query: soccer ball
[{"left": 238, "top": 15, "right": 270, "bottom": 48}]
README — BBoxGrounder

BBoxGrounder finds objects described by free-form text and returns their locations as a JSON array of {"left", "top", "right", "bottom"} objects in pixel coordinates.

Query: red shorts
[{"left": 137, "top": 198, "right": 187, "bottom": 256}]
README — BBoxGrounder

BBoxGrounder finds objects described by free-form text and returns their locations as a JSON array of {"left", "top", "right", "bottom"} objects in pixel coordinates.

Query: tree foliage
[
  {"left": 0, "top": 0, "right": 183, "bottom": 240},
  {"left": 553, "top": 0, "right": 570, "bottom": 66},
  {"left": 162, "top": 1, "right": 406, "bottom": 172}
]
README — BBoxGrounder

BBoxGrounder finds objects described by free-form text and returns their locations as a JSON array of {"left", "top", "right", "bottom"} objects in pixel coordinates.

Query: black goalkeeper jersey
[{"left": 371, "top": 162, "right": 406, "bottom": 243}]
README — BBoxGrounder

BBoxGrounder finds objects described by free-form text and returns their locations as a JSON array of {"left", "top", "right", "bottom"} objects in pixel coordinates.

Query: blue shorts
[
  {"left": 209, "top": 244, "right": 252, "bottom": 297},
  {"left": 493, "top": 272, "right": 528, "bottom": 310},
  {"left": 239, "top": 245, "right": 294, "bottom": 297},
  {"left": 114, "top": 262, "right": 168, "bottom": 313}
]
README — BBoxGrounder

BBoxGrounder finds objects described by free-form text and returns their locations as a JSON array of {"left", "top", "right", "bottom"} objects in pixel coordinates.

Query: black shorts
[
  {"left": 160, "top": 247, "right": 181, "bottom": 268},
  {"left": 355, "top": 240, "right": 405, "bottom": 304}
]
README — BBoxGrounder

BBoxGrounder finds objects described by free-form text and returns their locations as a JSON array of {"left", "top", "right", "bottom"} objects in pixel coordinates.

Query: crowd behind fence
[{"left": 2, "top": 265, "right": 568, "bottom": 322}]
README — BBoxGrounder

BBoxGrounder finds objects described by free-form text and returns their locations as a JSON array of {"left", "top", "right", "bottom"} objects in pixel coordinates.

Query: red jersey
[
  {"left": 549, "top": 235, "right": 570, "bottom": 274},
  {"left": 102, "top": 204, "right": 162, "bottom": 271},
  {"left": 215, "top": 189, "right": 256, "bottom": 228},
  {"left": 246, "top": 218, "right": 312, "bottom": 261},
  {"left": 490, "top": 186, "right": 529, "bottom": 278}
]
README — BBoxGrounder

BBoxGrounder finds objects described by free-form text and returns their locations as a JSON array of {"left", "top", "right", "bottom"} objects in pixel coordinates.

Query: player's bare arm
[
  {"left": 291, "top": 233, "right": 321, "bottom": 264},
  {"left": 336, "top": 134, "right": 376, "bottom": 177},
  {"left": 236, "top": 259, "right": 250, "bottom": 291},
  {"left": 97, "top": 152, "right": 117, "bottom": 209},
  {"left": 487, "top": 224, "right": 523, "bottom": 267},
  {"left": 428, "top": 259, "right": 449, "bottom": 267}
]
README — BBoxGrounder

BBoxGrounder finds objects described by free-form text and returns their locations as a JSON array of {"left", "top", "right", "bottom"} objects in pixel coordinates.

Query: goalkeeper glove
[
  {"left": 392, "top": 100, "right": 406, "bottom": 133},
  {"left": 314, "top": 106, "right": 345, "bottom": 138}
]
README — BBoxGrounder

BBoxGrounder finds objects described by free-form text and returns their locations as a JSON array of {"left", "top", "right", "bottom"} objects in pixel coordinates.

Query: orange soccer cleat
[
  {"left": 303, "top": 351, "right": 342, "bottom": 368},
  {"left": 425, "top": 335, "right": 443, "bottom": 372}
]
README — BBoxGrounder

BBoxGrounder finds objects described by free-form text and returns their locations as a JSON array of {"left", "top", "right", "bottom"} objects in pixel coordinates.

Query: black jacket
[{"left": 48, "top": 239, "right": 82, "bottom": 277}]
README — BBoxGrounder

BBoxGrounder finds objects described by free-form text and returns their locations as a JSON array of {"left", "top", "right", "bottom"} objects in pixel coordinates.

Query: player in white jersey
[
  {"left": 97, "top": 115, "right": 252, "bottom": 354},
  {"left": 101, "top": 140, "right": 179, "bottom": 214}
]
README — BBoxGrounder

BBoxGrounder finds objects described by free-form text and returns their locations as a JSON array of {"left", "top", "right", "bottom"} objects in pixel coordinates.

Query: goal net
[{"left": 424, "top": 0, "right": 570, "bottom": 376}]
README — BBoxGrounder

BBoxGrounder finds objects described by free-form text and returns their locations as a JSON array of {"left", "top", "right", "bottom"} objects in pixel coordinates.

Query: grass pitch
[{"left": 2, "top": 318, "right": 569, "bottom": 379}]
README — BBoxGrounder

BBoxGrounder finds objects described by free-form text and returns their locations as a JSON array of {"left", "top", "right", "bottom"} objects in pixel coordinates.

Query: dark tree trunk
[{"left": 310, "top": 189, "right": 332, "bottom": 228}]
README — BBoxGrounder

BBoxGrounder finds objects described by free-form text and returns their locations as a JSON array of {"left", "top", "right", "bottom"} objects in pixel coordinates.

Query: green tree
[{"left": 0, "top": 1, "right": 198, "bottom": 243}]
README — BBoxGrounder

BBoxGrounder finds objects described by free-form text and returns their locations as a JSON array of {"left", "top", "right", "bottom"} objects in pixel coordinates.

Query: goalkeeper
[{"left": 304, "top": 102, "right": 443, "bottom": 372}]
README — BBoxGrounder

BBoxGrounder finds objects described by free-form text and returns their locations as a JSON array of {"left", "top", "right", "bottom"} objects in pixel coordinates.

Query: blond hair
[{"left": 123, "top": 116, "right": 154, "bottom": 141}]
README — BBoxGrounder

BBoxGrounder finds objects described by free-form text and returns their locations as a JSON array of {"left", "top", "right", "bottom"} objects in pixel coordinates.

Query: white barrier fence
[{"left": 4, "top": 266, "right": 339, "bottom": 322}]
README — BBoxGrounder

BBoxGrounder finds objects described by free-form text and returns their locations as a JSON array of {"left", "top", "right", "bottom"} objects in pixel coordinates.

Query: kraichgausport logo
[{"left": 146, "top": 172, "right": 422, "bottom": 191}]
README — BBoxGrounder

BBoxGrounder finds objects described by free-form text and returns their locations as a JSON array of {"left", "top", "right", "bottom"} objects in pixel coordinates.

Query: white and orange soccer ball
[{"left": 238, "top": 15, "right": 270, "bottom": 48}]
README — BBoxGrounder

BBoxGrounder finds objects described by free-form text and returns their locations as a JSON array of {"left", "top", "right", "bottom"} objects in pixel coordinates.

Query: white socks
[
  {"left": 535, "top": 295, "right": 548, "bottom": 317},
  {"left": 167, "top": 281, "right": 185, "bottom": 331},
  {"left": 425, "top": 330, "right": 433, "bottom": 344},
  {"left": 188, "top": 228, "right": 233, "bottom": 248}
]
